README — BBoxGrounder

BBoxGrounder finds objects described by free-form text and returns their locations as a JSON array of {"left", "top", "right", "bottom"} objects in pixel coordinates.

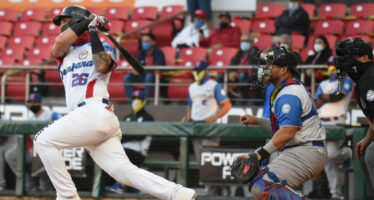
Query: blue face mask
[
  {"left": 289, "top": 2, "right": 299, "bottom": 10},
  {"left": 194, "top": 19, "right": 204, "bottom": 28},
  {"left": 240, "top": 41, "right": 251, "bottom": 51},
  {"left": 142, "top": 41, "right": 153, "bottom": 51}
]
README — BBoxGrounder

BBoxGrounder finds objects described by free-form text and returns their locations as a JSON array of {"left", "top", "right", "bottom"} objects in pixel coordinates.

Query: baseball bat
[{"left": 106, "top": 34, "right": 145, "bottom": 76}]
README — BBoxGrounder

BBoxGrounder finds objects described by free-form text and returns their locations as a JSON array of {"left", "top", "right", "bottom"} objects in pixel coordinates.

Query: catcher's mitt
[{"left": 230, "top": 153, "right": 260, "bottom": 184}]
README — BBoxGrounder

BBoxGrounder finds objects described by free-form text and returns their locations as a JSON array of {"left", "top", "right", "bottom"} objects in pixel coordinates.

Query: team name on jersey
[{"left": 60, "top": 61, "right": 94, "bottom": 79}]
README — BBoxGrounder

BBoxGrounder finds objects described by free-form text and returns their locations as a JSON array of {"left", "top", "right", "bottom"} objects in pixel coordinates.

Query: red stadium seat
[
  {"left": 251, "top": 19, "right": 275, "bottom": 34},
  {"left": 152, "top": 22, "right": 173, "bottom": 46},
  {"left": 20, "top": 8, "right": 47, "bottom": 21},
  {"left": 119, "top": 39, "right": 139, "bottom": 59},
  {"left": 0, "top": 57, "right": 16, "bottom": 65},
  {"left": 0, "top": 21, "right": 13, "bottom": 36},
  {"left": 160, "top": 46, "right": 177, "bottom": 66},
  {"left": 6, "top": 80, "right": 26, "bottom": 102},
  {"left": 0, "top": 9, "right": 19, "bottom": 22},
  {"left": 290, "top": 35, "right": 305, "bottom": 52},
  {"left": 338, "top": 35, "right": 371, "bottom": 43},
  {"left": 108, "top": 69, "right": 127, "bottom": 103},
  {"left": 253, "top": 35, "right": 274, "bottom": 50},
  {"left": 209, "top": 47, "right": 238, "bottom": 76},
  {"left": 301, "top": 3, "right": 316, "bottom": 18},
  {"left": 160, "top": 5, "right": 184, "bottom": 19},
  {"left": 7, "top": 36, "right": 35, "bottom": 50},
  {"left": 300, "top": 48, "right": 315, "bottom": 63},
  {"left": 124, "top": 20, "right": 151, "bottom": 36},
  {"left": 178, "top": 47, "right": 207, "bottom": 67},
  {"left": 0, "top": 47, "right": 25, "bottom": 61},
  {"left": 105, "top": 7, "right": 129, "bottom": 21},
  {"left": 345, "top": 20, "right": 374, "bottom": 35},
  {"left": 255, "top": 4, "right": 284, "bottom": 19},
  {"left": 42, "top": 23, "right": 60, "bottom": 36},
  {"left": 318, "top": 3, "right": 347, "bottom": 19},
  {"left": 108, "top": 20, "right": 125, "bottom": 35},
  {"left": 44, "top": 69, "right": 62, "bottom": 88},
  {"left": 307, "top": 34, "right": 337, "bottom": 50},
  {"left": 167, "top": 79, "right": 192, "bottom": 102},
  {"left": 13, "top": 21, "right": 42, "bottom": 36},
  {"left": 132, "top": 6, "right": 158, "bottom": 20},
  {"left": 21, "top": 58, "right": 43, "bottom": 66},
  {"left": 350, "top": 3, "right": 374, "bottom": 18},
  {"left": 87, "top": 7, "right": 103, "bottom": 15},
  {"left": 231, "top": 19, "right": 251, "bottom": 33},
  {"left": 35, "top": 36, "right": 55, "bottom": 48},
  {"left": 49, "top": 7, "right": 63, "bottom": 19},
  {"left": 314, "top": 20, "right": 344, "bottom": 35},
  {"left": 26, "top": 47, "right": 51, "bottom": 61},
  {"left": 0, "top": 36, "right": 7, "bottom": 50}
]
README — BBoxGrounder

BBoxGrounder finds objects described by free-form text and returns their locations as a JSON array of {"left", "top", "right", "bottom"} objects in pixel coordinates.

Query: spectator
[
  {"left": 5, "top": 93, "right": 58, "bottom": 192},
  {"left": 171, "top": 9, "right": 210, "bottom": 49},
  {"left": 181, "top": 60, "right": 232, "bottom": 196},
  {"left": 314, "top": 63, "right": 353, "bottom": 200},
  {"left": 276, "top": 34, "right": 302, "bottom": 64},
  {"left": 304, "top": 35, "right": 332, "bottom": 86},
  {"left": 123, "top": 33, "right": 166, "bottom": 102},
  {"left": 275, "top": 0, "right": 310, "bottom": 37},
  {"left": 187, "top": 0, "right": 212, "bottom": 28},
  {"left": 200, "top": 11, "right": 241, "bottom": 53},
  {"left": 105, "top": 90, "right": 153, "bottom": 193},
  {"left": 217, "top": 33, "right": 259, "bottom": 102}
]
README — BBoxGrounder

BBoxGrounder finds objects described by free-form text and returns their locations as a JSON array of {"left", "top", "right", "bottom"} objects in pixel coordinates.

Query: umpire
[{"left": 335, "top": 38, "right": 374, "bottom": 192}]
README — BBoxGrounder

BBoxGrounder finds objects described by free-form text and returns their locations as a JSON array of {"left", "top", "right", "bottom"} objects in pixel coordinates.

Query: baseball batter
[
  {"left": 236, "top": 47, "right": 327, "bottom": 199},
  {"left": 33, "top": 5, "right": 196, "bottom": 200}
]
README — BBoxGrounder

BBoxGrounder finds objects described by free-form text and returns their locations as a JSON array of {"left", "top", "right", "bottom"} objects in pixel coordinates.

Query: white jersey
[
  {"left": 315, "top": 77, "right": 353, "bottom": 118},
  {"left": 188, "top": 78, "right": 228, "bottom": 121},
  {"left": 272, "top": 83, "right": 326, "bottom": 146},
  {"left": 55, "top": 42, "right": 116, "bottom": 111},
  {"left": 28, "top": 108, "right": 60, "bottom": 121}
]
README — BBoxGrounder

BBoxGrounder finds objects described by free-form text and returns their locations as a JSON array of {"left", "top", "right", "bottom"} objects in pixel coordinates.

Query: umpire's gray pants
[
  {"left": 365, "top": 141, "right": 374, "bottom": 194},
  {"left": 267, "top": 143, "right": 327, "bottom": 188}
]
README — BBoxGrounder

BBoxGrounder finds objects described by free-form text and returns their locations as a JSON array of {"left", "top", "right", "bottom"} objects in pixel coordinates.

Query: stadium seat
[
  {"left": 177, "top": 47, "right": 207, "bottom": 67},
  {"left": 251, "top": 19, "right": 275, "bottom": 34},
  {"left": 35, "top": 36, "right": 55, "bottom": 48},
  {"left": 21, "top": 58, "right": 43, "bottom": 66},
  {"left": 231, "top": 19, "right": 251, "bottom": 33},
  {"left": 0, "top": 21, "right": 13, "bottom": 36},
  {"left": 160, "top": 46, "right": 177, "bottom": 66},
  {"left": 209, "top": 47, "right": 238, "bottom": 76},
  {"left": 87, "top": 7, "right": 103, "bottom": 15},
  {"left": 119, "top": 39, "right": 139, "bottom": 59},
  {"left": 132, "top": 6, "right": 158, "bottom": 20},
  {"left": 105, "top": 7, "right": 129, "bottom": 21},
  {"left": 307, "top": 34, "right": 337, "bottom": 50},
  {"left": 26, "top": 47, "right": 51, "bottom": 61},
  {"left": 160, "top": 5, "right": 184, "bottom": 19},
  {"left": 290, "top": 35, "right": 305, "bottom": 52},
  {"left": 0, "top": 57, "right": 16, "bottom": 65},
  {"left": 300, "top": 48, "right": 315, "bottom": 63},
  {"left": 42, "top": 23, "right": 60, "bottom": 36},
  {"left": 152, "top": 22, "right": 173, "bottom": 46},
  {"left": 0, "top": 47, "right": 25, "bottom": 61},
  {"left": 253, "top": 35, "right": 274, "bottom": 50},
  {"left": 108, "top": 68, "right": 127, "bottom": 103},
  {"left": 318, "top": 3, "right": 347, "bottom": 19},
  {"left": 0, "top": 36, "right": 7, "bottom": 50},
  {"left": 314, "top": 20, "right": 344, "bottom": 35},
  {"left": 167, "top": 79, "right": 192, "bottom": 102},
  {"left": 301, "top": 3, "right": 316, "bottom": 18},
  {"left": 124, "top": 20, "right": 151, "bottom": 36},
  {"left": 108, "top": 20, "right": 125, "bottom": 35},
  {"left": 0, "top": 9, "right": 19, "bottom": 22},
  {"left": 6, "top": 80, "right": 26, "bottom": 102},
  {"left": 255, "top": 4, "right": 284, "bottom": 19},
  {"left": 350, "top": 3, "right": 374, "bottom": 18},
  {"left": 7, "top": 36, "right": 35, "bottom": 50},
  {"left": 338, "top": 35, "right": 371, "bottom": 43},
  {"left": 345, "top": 20, "right": 374, "bottom": 35},
  {"left": 48, "top": 7, "right": 63, "bottom": 19},
  {"left": 13, "top": 21, "right": 42, "bottom": 36},
  {"left": 20, "top": 8, "right": 47, "bottom": 21}
]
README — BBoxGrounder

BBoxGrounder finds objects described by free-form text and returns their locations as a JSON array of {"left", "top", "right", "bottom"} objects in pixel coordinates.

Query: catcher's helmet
[{"left": 53, "top": 5, "right": 91, "bottom": 26}]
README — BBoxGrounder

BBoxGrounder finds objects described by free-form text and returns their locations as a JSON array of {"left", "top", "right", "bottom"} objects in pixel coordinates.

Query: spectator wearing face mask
[
  {"left": 275, "top": 0, "right": 310, "bottom": 38},
  {"left": 200, "top": 11, "right": 241, "bottom": 53},
  {"left": 123, "top": 33, "right": 166, "bottom": 102},
  {"left": 276, "top": 34, "right": 302, "bottom": 64},
  {"left": 171, "top": 9, "right": 210, "bottom": 49}
]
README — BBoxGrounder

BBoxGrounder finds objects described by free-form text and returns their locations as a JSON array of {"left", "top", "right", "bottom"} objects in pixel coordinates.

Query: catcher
[{"left": 231, "top": 47, "right": 327, "bottom": 199}]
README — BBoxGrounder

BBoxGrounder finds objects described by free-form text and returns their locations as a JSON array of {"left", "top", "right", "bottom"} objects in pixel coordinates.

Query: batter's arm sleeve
[{"left": 274, "top": 94, "right": 303, "bottom": 127}]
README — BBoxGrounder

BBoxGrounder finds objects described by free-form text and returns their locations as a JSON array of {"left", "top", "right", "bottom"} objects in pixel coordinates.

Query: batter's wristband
[
  {"left": 257, "top": 147, "right": 270, "bottom": 161},
  {"left": 70, "top": 18, "right": 92, "bottom": 37},
  {"left": 89, "top": 30, "right": 105, "bottom": 54}
]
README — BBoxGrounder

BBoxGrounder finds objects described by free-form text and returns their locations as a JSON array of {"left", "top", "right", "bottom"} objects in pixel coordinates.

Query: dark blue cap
[
  {"left": 132, "top": 90, "right": 145, "bottom": 100},
  {"left": 219, "top": 11, "right": 232, "bottom": 20},
  {"left": 193, "top": 60, "right": 209, "bottom": 70},
  {"left": 28, "top": 93, "right": 42, "bottom": 102}
]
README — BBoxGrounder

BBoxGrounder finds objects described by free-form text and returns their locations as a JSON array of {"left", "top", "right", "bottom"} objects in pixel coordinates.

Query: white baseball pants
[{"left": 34, "top": 100, "right": 181, "bottom": 200}]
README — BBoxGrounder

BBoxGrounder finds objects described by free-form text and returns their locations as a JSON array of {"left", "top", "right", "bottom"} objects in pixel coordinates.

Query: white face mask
[
  {"left": 279, "top": 43, "right": 289, "bottom": 50},
  {"left": 289, "top": 2, "right": 299, "bottom": 10},
  {"left": 314, "top": 43, "right": 324, "bottom": 53}
]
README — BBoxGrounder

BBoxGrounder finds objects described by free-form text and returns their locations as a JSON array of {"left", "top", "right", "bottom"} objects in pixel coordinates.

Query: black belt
[{"left": 77, "top": 98, "right": 109, "bottom": 108}]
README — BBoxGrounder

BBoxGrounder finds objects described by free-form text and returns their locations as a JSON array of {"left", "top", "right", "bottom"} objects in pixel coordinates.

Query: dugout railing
[{"left": 0, "top": 121, "right": 370, "bottom": 199}]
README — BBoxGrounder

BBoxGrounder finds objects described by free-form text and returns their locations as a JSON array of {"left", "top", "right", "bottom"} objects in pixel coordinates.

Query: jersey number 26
[{"left": 72, "top": 73, "right": 89, "bottom": 87}]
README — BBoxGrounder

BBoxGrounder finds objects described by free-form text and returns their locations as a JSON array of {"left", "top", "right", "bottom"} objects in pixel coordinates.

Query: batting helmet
[{"left": 53, "top": 5, "right": 91, "bottom": 26}]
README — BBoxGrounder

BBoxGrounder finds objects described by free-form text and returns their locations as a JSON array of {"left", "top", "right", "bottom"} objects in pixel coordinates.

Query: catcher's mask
[
  {"left": 252, "top": 47, "right": 299, "bottom": 88},
  {"left": 53, "top": 5, "right": 91, "bottom": 26}
]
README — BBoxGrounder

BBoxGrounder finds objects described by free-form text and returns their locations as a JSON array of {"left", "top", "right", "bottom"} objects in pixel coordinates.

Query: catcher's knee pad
[{"left": 264, "top": 184, "right": 307, "bottom": 200}]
